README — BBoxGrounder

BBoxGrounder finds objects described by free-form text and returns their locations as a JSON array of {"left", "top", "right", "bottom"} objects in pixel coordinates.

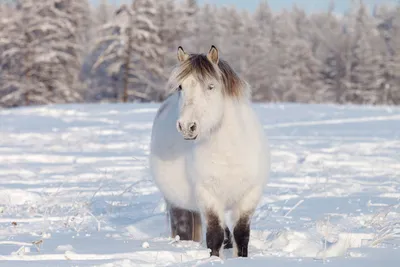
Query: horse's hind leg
[
  {"left": 169, "top": 204, "right": 202, "bottom": 242},
  {"left": 192, "top": 211, "right": 202, "bottom": 242},
  {"left": 223, "top": 226, "right": 233, "bottom": 249}
]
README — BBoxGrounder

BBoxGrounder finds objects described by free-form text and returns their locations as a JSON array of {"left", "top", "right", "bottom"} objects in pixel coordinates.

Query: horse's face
[{"left": 176, "top": 73, "right": 224, "bottom": 140}]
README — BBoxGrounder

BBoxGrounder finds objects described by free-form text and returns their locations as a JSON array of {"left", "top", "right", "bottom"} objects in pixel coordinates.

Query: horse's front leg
[
  {"left": 232, "top": 210, "right": 253, "bottom": 257},
  {"left": 205, "top": 210, "right": 225, "bottom": 257},
  {"left": 196, "top": 187, "right": 225, "bottom": 257},
  {"left": 231, "top": 187, "right": 261, "bottom": 257}
]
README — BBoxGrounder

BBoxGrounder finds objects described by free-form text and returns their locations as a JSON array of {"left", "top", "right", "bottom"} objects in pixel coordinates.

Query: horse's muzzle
[{"left": 177, "top": 120, "right": 198, "bottom": 140}]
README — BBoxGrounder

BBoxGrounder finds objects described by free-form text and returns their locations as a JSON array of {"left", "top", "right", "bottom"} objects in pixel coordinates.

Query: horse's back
[{"left": 149, "top": 92, "right": 196, "bottom": 210}]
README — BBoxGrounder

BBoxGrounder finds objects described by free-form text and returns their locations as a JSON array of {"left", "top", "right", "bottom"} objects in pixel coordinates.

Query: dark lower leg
[
  {"left": 233, "top": 214, "right": 251, "bottom": 257},
  {"left": 223, "top": 226, "right": 233, "bottom": 249},
  {"left": 206, "top": 211, "right": 224, "bottom": 257},
  {"left": 169, "top": 206, "right": 194, "bottom": 240}
]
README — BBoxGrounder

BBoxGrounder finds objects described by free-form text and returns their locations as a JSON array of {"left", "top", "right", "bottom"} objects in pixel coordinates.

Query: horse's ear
[
  {"left": 207, "top": 45, "right": 219, "bottom": 64},
  {"left": 177, "top": 46, "right": 189, "bottom": 62}
]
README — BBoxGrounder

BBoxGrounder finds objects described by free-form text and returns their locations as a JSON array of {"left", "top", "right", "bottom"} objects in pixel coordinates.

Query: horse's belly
[
  {"left": 151, "top": 156, "right": 197, "bottom": 209},
  {"left": 149, "top": 93, "right": 197, "bottom": 210}
]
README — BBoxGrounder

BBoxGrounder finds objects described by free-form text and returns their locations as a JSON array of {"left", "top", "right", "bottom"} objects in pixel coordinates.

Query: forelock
[
  {"left": 177, "top": 54, "right": 219, "bottom": 85},
  {"left": 167, "top": 53, "right": 249, "bottom": 99}
]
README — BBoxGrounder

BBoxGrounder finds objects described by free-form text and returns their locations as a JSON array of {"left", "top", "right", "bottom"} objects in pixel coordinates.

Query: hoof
[{"left": 223, "top": 238, "right": 233, "bottom": 249}]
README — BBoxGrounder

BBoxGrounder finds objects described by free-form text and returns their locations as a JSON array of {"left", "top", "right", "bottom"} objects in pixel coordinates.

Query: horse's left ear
[{"left": 207, "top": 45, "right": 219, "bottom": 64}]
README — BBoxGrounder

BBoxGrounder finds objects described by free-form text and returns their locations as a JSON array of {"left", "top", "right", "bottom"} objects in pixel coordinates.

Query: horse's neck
[{"left": 206, "top": 98, "right": 250, "bottom": 144}]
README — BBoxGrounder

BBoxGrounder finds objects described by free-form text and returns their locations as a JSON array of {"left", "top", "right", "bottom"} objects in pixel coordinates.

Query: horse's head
[{"left": 170, "top": 45, "right": 247, "bottom": 141}]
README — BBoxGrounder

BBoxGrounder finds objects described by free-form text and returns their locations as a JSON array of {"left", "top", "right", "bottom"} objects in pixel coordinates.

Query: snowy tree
[
  {"left": 152, "top": 0, "right": 198, "bottom": 100},
  {"left": 311, "top": 8, "right": 348, "bottom": 103},
  {"left": 69, "top": 0, "right": 91, "bottom": 53},
  {"left": 218, "top": 6, "right": 247, "bottom": 73},
  {"left": 375, "top": 5, "right": 400, "bottom": 104},
  {"left": 258, "top": 9, "right": 296, "bottom": 102},
  {"left": 94, "top": 0, "right": 115, "bottom": 26},
  {"left": 254, "top": 0, "right": 273, "bottom": 36},
  {"left": 1, "top": 0, "right": 400, "bottom": 106},
  {"left": 190, "top": 3, "right": 225, "bottom": 53},
  {"left": 336, "top": 2, "right": 382, "bottom": 104},
  {"left": 91, "top": 0, "right": 163, "bottom": 102},
  {"left": 0, "top": 0, "right": 88, "bottom": 107},
  {"left": 237, "top": 2, "right": 275, "bottom": 101},
  {"left": 178, "top": 0, "right": 199, "bottom": 49},
  {"left": 0, "top": 4, "right": 29, "bottom": 106},
  {"left": 280, "top": 7, "right": 326, "bottom": 103}
]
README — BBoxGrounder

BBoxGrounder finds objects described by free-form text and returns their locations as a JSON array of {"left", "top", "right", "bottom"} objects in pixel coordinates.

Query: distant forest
[{"left": 0, "top": 0, "right": 399, "bottom": 107}]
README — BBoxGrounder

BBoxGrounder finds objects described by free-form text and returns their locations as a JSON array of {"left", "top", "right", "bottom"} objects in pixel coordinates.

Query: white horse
[{"left": 149, "top": 45, "right": 269, "bottom": 257}]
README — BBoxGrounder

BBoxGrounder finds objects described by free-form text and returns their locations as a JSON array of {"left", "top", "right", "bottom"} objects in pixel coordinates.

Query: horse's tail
[{"left": 168, "top": 204, "right": 202, "bottom": 242}]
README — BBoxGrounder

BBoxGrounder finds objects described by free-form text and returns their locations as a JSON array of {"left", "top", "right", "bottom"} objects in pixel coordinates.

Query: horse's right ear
[{"left": 177, "top": 46, "right": 189, "bottom": 62}]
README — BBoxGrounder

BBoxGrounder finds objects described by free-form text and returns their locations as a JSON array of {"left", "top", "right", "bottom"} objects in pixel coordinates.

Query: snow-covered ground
[{"left": 0, "top": 103, "right": 399, "bottom": 266}]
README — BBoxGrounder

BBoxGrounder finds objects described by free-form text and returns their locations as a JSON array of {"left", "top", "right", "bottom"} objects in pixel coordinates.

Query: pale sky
[{"left": 90, "top": 0, "right": 398, "bottom": 13}]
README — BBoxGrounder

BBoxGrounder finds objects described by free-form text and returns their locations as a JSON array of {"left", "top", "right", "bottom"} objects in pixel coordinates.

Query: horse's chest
[{"left": 188, "top": 142, "right": 258, "bottom": 196}]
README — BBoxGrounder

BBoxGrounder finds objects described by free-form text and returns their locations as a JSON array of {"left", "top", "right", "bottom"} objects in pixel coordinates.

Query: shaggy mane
[{"left": 167, "top": 54, "right": 249, "bottom": 99}]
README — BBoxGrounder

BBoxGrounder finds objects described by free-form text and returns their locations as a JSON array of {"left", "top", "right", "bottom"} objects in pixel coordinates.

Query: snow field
[{"left": 0, "top": 103, "right": 399, "bottom": 266}]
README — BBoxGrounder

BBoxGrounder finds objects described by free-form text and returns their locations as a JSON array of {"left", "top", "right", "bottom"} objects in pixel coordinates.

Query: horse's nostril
[
  {"left": 190, "top": 122, "right": 197, "bottom": 133},
  {"left": 177, "top": 121, "right": 183, "bottom": 132}
]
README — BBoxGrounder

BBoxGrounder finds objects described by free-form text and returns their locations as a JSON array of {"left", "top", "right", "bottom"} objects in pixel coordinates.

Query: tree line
[{"left": 0, "top": 0, "right": 399, "bottom": 108}]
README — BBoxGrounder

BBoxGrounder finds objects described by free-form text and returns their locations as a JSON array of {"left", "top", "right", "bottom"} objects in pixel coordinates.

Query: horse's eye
[
  {"left": 208, "top": 84, "right": 215, "bottom": 90},
  {"left": 178, "top": 85, "right": 182, "bottom": 91}
]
